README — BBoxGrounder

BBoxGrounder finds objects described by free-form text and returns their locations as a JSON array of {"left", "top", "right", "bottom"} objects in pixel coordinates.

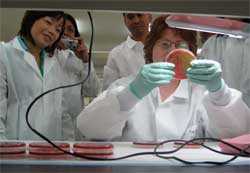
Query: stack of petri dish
[
  {"left": 28, "top": 142, "right": 70, "bottom": 159},
  {"left": 0, "top": 141, "right": 26, "bottom": 159},
  {"left": 73, "top": 142, "right": 114, "bottom": 159}
]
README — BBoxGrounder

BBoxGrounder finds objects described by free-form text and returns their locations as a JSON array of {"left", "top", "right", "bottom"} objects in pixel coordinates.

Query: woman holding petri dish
[{"left": 77, "top": 15, "right": 250, "bottom": 141}]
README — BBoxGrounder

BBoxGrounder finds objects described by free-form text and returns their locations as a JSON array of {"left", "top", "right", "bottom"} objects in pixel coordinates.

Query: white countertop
[{"left": 1, "top": 141, "right": 249, "bottom": 166}]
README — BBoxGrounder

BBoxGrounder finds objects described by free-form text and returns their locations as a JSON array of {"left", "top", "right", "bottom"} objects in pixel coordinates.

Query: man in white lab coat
[
  {"left": 102, "top": 13, "right": 152, "bottom": 90},
  {"left": 200, "top": 35, "right": 250, "bottom": 108}
]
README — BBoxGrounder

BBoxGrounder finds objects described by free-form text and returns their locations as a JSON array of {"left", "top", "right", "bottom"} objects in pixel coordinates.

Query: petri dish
[
  {"left": 0, "top": 141, "right": 26, "bottom": 154},
  {"left": 133, "top": 140, "right": 163, "bottom": 148},
  {"left": 28, "top": 142, "right": 70, "bottom": 155},
  {"left": 166, "top": 48, "right": 195, "bottom": 80},
  {"left": 73, "top": 142, "right": 114, "bottom": 158},
  {"left": 173, "top": 141, "right": 202, "bottom": 149},
  {"left": 0, "top": 141, "right": 27, "bottom": 159}
]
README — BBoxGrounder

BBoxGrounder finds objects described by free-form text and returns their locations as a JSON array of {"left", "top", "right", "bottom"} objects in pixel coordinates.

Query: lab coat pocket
[
  {"left": 5, "top": 103, "right": 19, "bottom": 139},
  {"left": 18, "top": 98, "right": 41, "bottom": 140}
]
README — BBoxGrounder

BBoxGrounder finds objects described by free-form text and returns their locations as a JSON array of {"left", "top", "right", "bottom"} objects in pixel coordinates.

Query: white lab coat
[
  {"left": 200, "top": 35, "right": 250, "bottom": 107},
  {"left": 77, "top": 76, "right": 250, "bottom": 141},
  {"left": 0, "top": 37, "right": 99, "bottom": 140},
  {"left": 102, "top": 36, "right": 145, "bottom": 90},
  {"left": 58, "top": 50, "right": 100, "bottom": 141}
]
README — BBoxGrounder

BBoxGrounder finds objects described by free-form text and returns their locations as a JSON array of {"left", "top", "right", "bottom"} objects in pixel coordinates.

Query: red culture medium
[{"left": 166, "top": 48, "right": 195, "bottom": 80}]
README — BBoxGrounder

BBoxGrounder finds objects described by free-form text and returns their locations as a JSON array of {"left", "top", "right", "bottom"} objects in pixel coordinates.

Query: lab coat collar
[
  {"left": 7, "top": 37, "right": 43, "bottom": 79},
  {"left": 172, "top": 79, "right": 189, "bottom": 100},
  {"left": 155, "top": 79, "right": 189, "bottom": 105},
  {"left": 7, "top": 36, "right": 27, "bottom": 52},
  {"left": 126, "top": 36, "right": 143, "bottom": 49}
]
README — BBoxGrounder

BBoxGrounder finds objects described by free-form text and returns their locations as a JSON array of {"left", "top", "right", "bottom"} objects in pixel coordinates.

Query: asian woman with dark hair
[{"left": 0, "top": 10, "right": 95, "bottom": 140}]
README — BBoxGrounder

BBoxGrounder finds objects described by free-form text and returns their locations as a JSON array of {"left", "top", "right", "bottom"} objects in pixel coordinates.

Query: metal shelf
[{"left": 1, "top": 0, "right": 250, "bottom": 17}]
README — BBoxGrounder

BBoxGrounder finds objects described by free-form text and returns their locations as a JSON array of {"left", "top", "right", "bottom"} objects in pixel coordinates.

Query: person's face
[
  {"left": 152, "top": 28, "right": 188, "bottom": 62},
  {"left": 63, "top": 19, "right": 76, "bottom": 38},
  {"left": 30, "top": 16, "right": 64, "bottom": 48},
  {"left": 124, "top": 13, "right": 151, "bottom": 37}
]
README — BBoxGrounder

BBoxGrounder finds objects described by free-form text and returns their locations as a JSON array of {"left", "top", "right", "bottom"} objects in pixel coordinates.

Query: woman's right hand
[{"left": 129, "top": 62, "right": 175, "bottom": 99}]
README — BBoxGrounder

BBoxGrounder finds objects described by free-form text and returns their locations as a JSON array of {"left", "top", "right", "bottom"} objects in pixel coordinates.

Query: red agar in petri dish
[
  {"left": 0, "top": 141, "right": 26, "bottom": 154},
  {"left": 0, "top": 141, "right": 27, "bottom": 159},
  {"left": 166, "top": 48, "right": 195, "bottom": 80},
  {"left": 73, "top": 142, "right": 114, "bottom": 158},
  {"left": 28, "top": 142, "right": 70, "bottom": 159},
  {"left": 133, "top": 140, "right": 162, "bottom": 148}
]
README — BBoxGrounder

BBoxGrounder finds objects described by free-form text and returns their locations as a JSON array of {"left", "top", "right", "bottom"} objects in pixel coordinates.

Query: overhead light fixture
[{"left": 165, "top": 15, "right": 250, "bottom": 39}]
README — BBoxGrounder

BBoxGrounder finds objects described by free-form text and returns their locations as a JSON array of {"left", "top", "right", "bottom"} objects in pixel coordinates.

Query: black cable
[
  {"left": 87, "top": 11, "right": 93, "bottom": 74},
  {"left": 158, "top": 138, "right": 250, "bottom": 157},
  {"left": 25, "top": 12, "right": 250, "bottom": 164},
  {"left": 153, "top": 138, "right": 250, "bottom": 165},
  {"left": 155, "top": 155, "right": 237, "bottom": 165}
]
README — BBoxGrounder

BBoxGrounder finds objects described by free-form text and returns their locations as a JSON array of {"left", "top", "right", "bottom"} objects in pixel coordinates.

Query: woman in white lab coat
[
  {"left": 77, "top": 15, "right": 250, "bottom": 141},
  {"left": 57, "top": 13, "right": 100, "bottom": 140},
  {"left": 0, "top": 11, "right": 92, "bottom": 140}
]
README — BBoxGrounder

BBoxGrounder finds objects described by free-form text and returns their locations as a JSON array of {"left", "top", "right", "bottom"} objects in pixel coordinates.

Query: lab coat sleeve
[
  {"left": 102, "top": 51, "right": 120, "bottom": 91},
  {"left": 0, "top": 44, "right": 7, "bottom": 140},
  {"left": 203, "top": 83, "right": 250, "bottom": 138},
  {"left": 77, "top": 78, "right": 140, "bottom": 140}
]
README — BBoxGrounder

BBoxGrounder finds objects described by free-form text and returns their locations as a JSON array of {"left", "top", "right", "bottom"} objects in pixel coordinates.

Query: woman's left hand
[
  {"left": 186, "top": 59, "right": 223, "bottom": 92},
  {"left": 74, "top": 38, "right": 89, "bottom": 63}
]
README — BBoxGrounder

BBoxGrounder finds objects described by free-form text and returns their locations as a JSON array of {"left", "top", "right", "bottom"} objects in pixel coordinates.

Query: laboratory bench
[{"left": 1, "top": 142, "right": 250, "bottom": 173}]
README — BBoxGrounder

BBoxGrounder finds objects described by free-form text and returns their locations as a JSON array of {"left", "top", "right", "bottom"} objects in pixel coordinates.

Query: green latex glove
[
  {"left": 186, "top": 59, "right": 223, "bottom": 92},
  {"left": 129, "top": 62, "right": 175, "bottom": 99}
]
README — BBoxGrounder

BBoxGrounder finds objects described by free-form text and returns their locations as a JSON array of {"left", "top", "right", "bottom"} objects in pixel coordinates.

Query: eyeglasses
[{"left": 156, "top": 39, "right": 189, "bottom": 52}]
